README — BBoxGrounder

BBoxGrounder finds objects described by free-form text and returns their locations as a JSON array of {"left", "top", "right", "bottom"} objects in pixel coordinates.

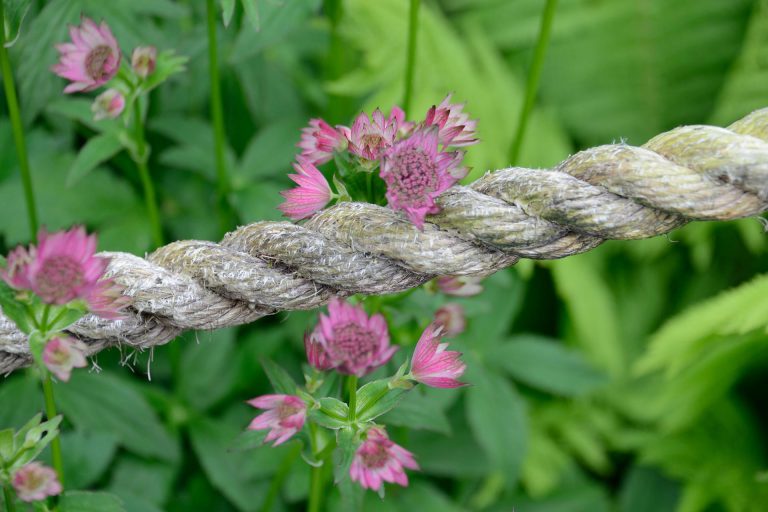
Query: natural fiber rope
[{"left": 1, "top": 109, "right": 767, "bottom": 374}]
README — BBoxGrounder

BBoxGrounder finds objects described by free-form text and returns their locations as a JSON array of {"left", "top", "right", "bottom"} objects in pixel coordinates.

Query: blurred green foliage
[{"left": 1, "top": 0, "right": 768, "bottom": 511}]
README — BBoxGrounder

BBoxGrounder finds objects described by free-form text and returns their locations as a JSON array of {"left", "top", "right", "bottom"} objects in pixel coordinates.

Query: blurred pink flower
[
  {"left": 423, "top": 94, "right": 478, "bottom": 147},
  {"left": 91, "top": 88, "right": 125, "bottom": 120},
  {"left": 131, "top": 46, "right": 157, "bottom": 78},
  {"left": 247, "top": 394, "right": 306, "bottom": 446},
  {"left": 410, "top": 323, "right": 466, "bottom": 388},
  {"left": 435, "top": 275, "right": 483, "bottom": 297},
  {"left": 298, "top": 118, "right": 347, "bottom": 165},
  {"left": 43, "top": 336, "right": 87, "bottom": 382},
  {"left": 350, "top": 427, "right": 418, "bottom": 491},
  {"left": 347, "top": 107, "right": 404, "bottom": 160},
  {"left": 380, "top": 128, "right": 464, "bottom": 229},
  {"left": 278, "top": 157, "right": 333, "bottom": 220},
  {"left": 1, "top": 227, "right": 128, "bottom": 319},
  {"left": 433, "top": 303, "right": 465, "bottom": 337},
  {"left": 304, "top": 329, "right": 333, "bottom": 371},
  {"left": 316, "top": 298, "right": 396, "bottom": 377},
  {"left": 12, "top": 462, "right": 62, "bottom": 502},
  {"left": 52, "top": 17, "right": 121, "bottom": 93}
]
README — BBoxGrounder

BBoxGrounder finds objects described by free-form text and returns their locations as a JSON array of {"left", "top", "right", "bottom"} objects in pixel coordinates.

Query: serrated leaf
[
  {"left": 355, "top": 379, "right": 407, "bottom": 423},
  {"left": 260, "top": 357, "right": 299, "bottom": 395},
  {"left": 67, "top": 131, "right": 123, "bottom": 186}
]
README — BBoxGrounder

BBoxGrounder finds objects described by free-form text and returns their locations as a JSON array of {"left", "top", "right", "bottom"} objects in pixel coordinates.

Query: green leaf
[
  {"left": 178, "top": 328, "right": 237, "bottom": 411},
  {"left": 229, "top": 429, "right": 269, "bottom": 452},
  {"left": 108, "top": 456, "right": 176, "bottom": 507},
  {"left": 2, "top": 0, "right": 32, "bottom": 48},
  {"left": 491, "top": 335, "right": 609, "bottom": 396},
  {"left": 309, "top": 398, "right": 350, "bottom": 429},
  {"left": 59, "top": 491, "right": 126, "bottom": 512},
  {"left": 0, "top": 280, "right": 31, "bottom": 333},
  {"left": 380, "top": 388, "right": 452, "bottom": 434},
  {"left": 46, "top": 98, "right": 117, "bottom": 133},
  {"left": 333, "top": 428, "right": 363, "bottom": 511},
  {"left": 239, "top": 0, "right": 260, "bottom": 30},
  {"left": 66, "top": 131, "right": 124, "bottom": 186},
  {"left": 141, "top": 50, "right": 188, "bottom": 93},
  {"left": 42, "top": 431, "right": 118, "bottom": 490},
  {"left": 618, "top": 465, "right": 680, "bottom": 512},
  {"left": 260, "top": 357, "right": 299, "bottom": 395},
  {"left": 0, "top": 429, "right": 13, "bottom": 463},
  {"left": 15, "top": 415, "right": 61, "bottom": 468},
  {"left": 355, "top": 379, "right": 407, "bottom": 423},
  {"left": 221, "top": 0, "right": 236, "bottom": 26}
]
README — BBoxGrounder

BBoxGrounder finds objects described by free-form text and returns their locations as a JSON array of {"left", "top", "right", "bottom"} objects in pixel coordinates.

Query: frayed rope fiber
[{"left": 2, "top": 108, "right": 768, "bottom": 374}]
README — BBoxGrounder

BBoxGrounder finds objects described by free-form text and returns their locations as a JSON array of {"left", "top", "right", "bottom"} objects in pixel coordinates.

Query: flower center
[
  {"left": 388, "top": 147, "right": 438, "bottom": 202},
  {"left": 276, "top": 402, "right": 300, "bottom": 422},
  {"left": 360, "top": 133, "right": 385, "bottom": 153},
  {"left": 85, "top": 45, "right": 113, "bottom": 80},
  {"left": 361, "top": 443, "right": 389, "bottom": 469},
  {"left": 331, "top": 323, "right": 379, "bottom": 368},
  {"left": 35, "top": 256, "right": 84, "bottom": 303}
]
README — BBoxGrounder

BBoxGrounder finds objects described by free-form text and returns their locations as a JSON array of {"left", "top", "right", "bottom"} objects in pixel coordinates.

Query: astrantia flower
[
  {"left": 347, "top": 107, "right": 404, "bottom": 160},
  {"left": 435, "top": 275, "right": 483, "bottom": 297},
  {"left": 304, "top": 329, "right": 333, "bottom": 371},
  {"left": 91, "top": 88, "right": 125, "bottom": 120},
  {"left": 316, "top": 298, "right": 396, "bottom": 377},
  {"left": 298, "top": 118, "right": 348, "bottom": 166},
  {"left": 423, "top": 94, "right": 478, "bottom": 147},
  {"left": 349, "top": 427, "right": 419, "bottom": 491},
  {"left": 379, "top": 129, "right": 465, "bottom": 229},
  {"left": 43, "top": 336, "right": 88, "bottom": 382},
  {"left": 1, "top": 227, "right": 127, "bottom": 319},
  {"left": 52, "top": 17, "right": 121, "bottom": 93},
  {"left": 247, "top": 394, "right": 306, "bottom": 446},
  {"left": 409, "top": 323, "right": 466, "bottom": 388},
  {"left": 12, "top": 462, "right": 62, "bottom": 502},
  {"left": 278, "top": 157, "right": 333, "bottom": 220},
  {"left": 433, "top": 304, "right": 465, "bottom": 337},
  {"left": 131, "top": 46, "right": 157, "bottom": 78}
]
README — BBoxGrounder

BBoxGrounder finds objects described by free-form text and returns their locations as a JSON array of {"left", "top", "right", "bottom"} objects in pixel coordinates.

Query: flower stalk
[
  {"left": 3, "top": 485, "right": 16, "bottom": 512},
  {"left": 132, "top": 99, "right": 164, "bottom": 247},
  {"left": 403, "top": 0, "right": 421, "bottom": 113},
  {"left": 347, "top": 375, "right": 358, "bottom": 423}
]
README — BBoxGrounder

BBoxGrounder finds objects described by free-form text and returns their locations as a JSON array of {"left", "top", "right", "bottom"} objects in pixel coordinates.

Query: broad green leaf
[
  {"left": 618, "top": 465, "right": 680, "bottom": 512},
  {"left": 221, "top": 0, "right": 236, "bottom": 26},
  {"left": 380, "top": 388, "right": 452, "bottom": 434},
  {"left": 396, "top": 482, "right": 467, "bottom": 512},
  {"left": 42, "top": 431, "right": 118, "bottom": 490},
  {"left": 355, "top": 379, "right": 407, "bottom": 423},
  {"left": 0, "top": 429, "right": 13, "bottom": 462},
  {"left": 309, "top": 397, "right": 350, "bottom": 429},
  {"left": 0, "top": 280, "right": 31, "bottom": 333},
  {"left": 229, "top": 429, "right": 269, "bottom": 452},
  {"left": 235, "top": 118, "right": 305, "bottom": 183},
  {"left": 410, "top": 425, "right": 489, "bottom": 478},
  {"left": 240, "top": 0, "right": 260, "bottom": 30},
  {"left": 67, "top": 131, "right": 123, "bottom": 186},
  {"left": 108, "top": 456, "right": 176, "bottom": 507},
  {"left": 333, "top": 428, "right": 363, "bottom": 511},
  {"left": 2, "top": 0, "right": 32, "bottom": 48},
  {"left": 59, "top": 491, "right": 126, "bottom": 512},
  {"left": 260, "top": 357, "right": 299, "bottom": 395},
  {"left": 178, "top": 328, "right": 237, "bottom": 411},
  {"left": 46, "top": 98, "right": 118, "bottom": 133}
]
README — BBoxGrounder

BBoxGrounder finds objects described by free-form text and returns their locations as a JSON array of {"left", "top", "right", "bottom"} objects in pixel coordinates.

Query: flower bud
[
  {"left": 434, "top": 303, "right": 465, "bottom": 337},
  {"left": 91, "top": 88, "right": 125, "bottom": 120},
  {"left": 131, "top": 46, "right": 157, "bottom": 78}
]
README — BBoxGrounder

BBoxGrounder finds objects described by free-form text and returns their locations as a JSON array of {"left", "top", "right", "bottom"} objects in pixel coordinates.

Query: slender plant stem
[
  {"left": 402, "top": 0, "right": 421, "bottom": 113},
  {"left": 261, "top": 443, "right": 300, "bottom": 512},
  {"left": 508, "top": 0, "right": 559, "bottom": 165},
  {"left": 323, "top": 0, "right": 347, "bottom": 121},
  {"left": 41, "top": 375, "right": 64, "bottom": 485},
  {"left": 307, "top": 423, "right": 324, "bottom": 512},
  {"left": 347, "top": 375, "right": 358, "bottom": 422},
  {"left": 3, "top": 485, "right": 16, "bottom": 512},
  {"left": 0, "top": 2, "right": 39, "bottom": 239},
  {"left": 132, "top": 100, "right": 164, "bottom": 247}
]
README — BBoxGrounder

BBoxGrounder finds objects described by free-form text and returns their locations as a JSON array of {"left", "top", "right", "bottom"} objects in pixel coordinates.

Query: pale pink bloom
[
  {"left": 410, "top": 323, "right": 466, "bottom": 388},
  {"left": 379, "top": 128, "right": 464, "bottom": 229},
  {"left": 52, "top": 17, "right": 121, "bottom": 93},
  {"left": 1, "top": 227, "right": 128, "bottom": 319},
  {"left": 435, "top": 275, "right": 483, "bottom": 297},
  {"left": 304, "top": 329, "right": 333, "bottom": 371},
  {"left": 12, "top": 462, "right": 62, "bottom": 502},
  {"left": 278, "top": 157, "right": 333, "bottom": 220},
  {"left": 316, "top": 298, "right": 396, "bottom": 377},
  {"left": 91, "top": 88, "right": 125, "bottom": 120},
  {"left": 131, "top": 46, "right": 157, "bottom": 78},
  {"left": 350, "top": 427, "right": 418, "bottom": 491},
  {"left": 433, "top": 304, "right": 465, "bottom": 337},
  {"left": 347, "top": 107, "right": 404, "bottom": 160},
  {"left": 298, "top": 118, "right": 348, "bottom": 166},
  {"left": 247, "top": 394, "right": 306, "bottom": 446},
  {"left": 43, "top": 336, "right": 88, "bottom": 382},
  {"left": 423, "top": 94, "right": 478, "bottom": 147}
]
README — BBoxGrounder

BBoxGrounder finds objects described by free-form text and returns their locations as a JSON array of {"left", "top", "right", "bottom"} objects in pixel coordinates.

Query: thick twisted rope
[{"left": 1, "top": 109, "right": 767, "bottom": 374}]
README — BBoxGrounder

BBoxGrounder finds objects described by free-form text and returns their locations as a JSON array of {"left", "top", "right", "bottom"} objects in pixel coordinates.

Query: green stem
[
  {"left": 323, "top": 0, "right": 347, "bottom": 121},
  {"left": 132, "top": 100, "right": 164, "bottom": 247},
  {"left": 307, "top": 423, "right": 324, "bottom": 512},
  {"left": 41, "top": 374, "right": 64, "bottom": 485},
  {"left": 508, "top": 0, "right": 558, "bottom": 165},
  {"left": 402, "top": 0, "right": 421, "bottom": 113},
  {"left": 346, "top": 375, "right": 358, "bottom": 423},
  {"left": 3, "top": 485, "right": 16, "bottom": 512},
  {"left": 0, "top": 2, "right": 39, "bottom": 239},
  {"left": 261, "top": 443, "right": 300, "bottom": 512}
]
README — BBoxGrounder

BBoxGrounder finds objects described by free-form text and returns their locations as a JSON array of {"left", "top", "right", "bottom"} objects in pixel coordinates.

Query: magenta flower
[
  {"left": 379, "top": 128, "right": 464, "bottom": 229},
  {"left": 298, "top": 118, "right": 348, "bottom": 166},
  {"left": 131, "top": 46, "right": 157, "bottom": 78},
  {"left": 347, "top": 107, "right": 404, "bottom": 160},
  {"left": 91, "top": 88, "right": 125, "bottom": 120},
  {"left": 52, "top": 17, "right": 121, "bottom": 93},
  {"left": 316, "top": 298, "right": 396, "bottom": 377},
  {"left": 278, "top": 157, "right": 333, "bottom": 220},
  {"left": 43, "top": 336, "right": 88, "bottom": 382},
  {"left": 409, "top": 323, "right": 466, "bottom": 388},
  {"left": 1, "top": 227, "right": 127, "bottom": 319},
  {"left": 12, "top": 462, "right": 62, "bottom": 502},
  {"left": 304, "top": 329, "right": 333, "bottom": 371},
  {"left": 433, "top": 304, "right": 466, "bottom": 337},
  {"left": 247, "top": 394, "right": 307, "bottom": 446},
  {"left": 350, "top": 427, "right": 419, "bottom": 491},
  {"left": 423, "top": 94, "right": 478, "bottom": 147},
  {"left": 435, "top": 275, "right": 483, "bottom": 297}
]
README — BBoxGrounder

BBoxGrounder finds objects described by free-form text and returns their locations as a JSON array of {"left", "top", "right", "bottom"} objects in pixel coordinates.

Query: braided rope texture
[{"left": 2, "top": 109, "right": 767, "bottom": 374}]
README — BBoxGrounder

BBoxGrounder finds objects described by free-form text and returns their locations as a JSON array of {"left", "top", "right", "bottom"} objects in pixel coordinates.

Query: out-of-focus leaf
[
  {"left": 46, "top": 98, "right": 118, "bottom": 133},
  {"left": 521, "top": 426, "right": 572, "bottom": 496},
  {"left": 108, "top": 456, "right": 176, "bottom": 507},
  {"left": 410, "top": 421, "right": 489, "bottom": 478},
  {"left": 0, "top": 375, "right": 40, "bottom": 430},
  {"left": 260, "top": 356, "right": 299, "bottom": 395},
  {"left": 3, "top": 0, "right": 32, "bottom": 48},
  {"left": 309, "top": 397, "right": 349, "bottom": 429},
  {"left": 221, "top": 0, "right": 236, "bottom": 26},
  {"left": 41, "top": 431, "right": 118, "bottom": 490},
  {"left": 178, "top": 328, "right": 237, "bottom": 411},
  {"left": 235, "top": 118, "right": 304, "bottom": 183},
  {"left": 380, "top": 388, "right": 451, "bottom": 434},
  {"left": 618, "top": 465, "right": 680, "bottom": 512},
  {"left": 239, "top": 0, "right": 260, "bottom": 31},
  {"left": 59, "top": 491, "right": 126, "bottom": 512},
  {"left": 333, "top": 427, "right": 363, "bottom": 512},
  {"left": 396, "top": 482, "right": 467, "bottom": 512},
  {"left": 500, "top": 484, "right": 612, "bottom": 512}
]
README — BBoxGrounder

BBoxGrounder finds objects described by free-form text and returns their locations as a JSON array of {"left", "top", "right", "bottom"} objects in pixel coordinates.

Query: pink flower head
[
  {"left": 435, "top": 275, "right": 483, "bottom": 297},
  {"left": 350, "top": 427, "right": 419, "bottom": 491},
  {"left": 433, "top": 304, "right": 465, "bottom": 337},
  {"left": 91, "top": 88, "right": 125, "bottom": 120},
  {"left": 12, "top": 462, "right": 62, "bottom": 502},
  {"left": 379, "top": 128, "right": 465, "bottom": 229},
  {"left": 247, "top": 394, "right": 306, "bottom": 446},
  {"left": 298, "top": 118, "right": 348, "bottom": 166},
  {"left": 131, "top": 46, "right": 157, "bottom": 78},
  {"left": 278, "top": 157, "right": 333, "bottom": 220},
  {"left": 1, "top": 226, "right": 128, "bottom": 319},
  {"left": 43, "top": 336, "right": 88, "bottom": 382},
  {"left": 409, "top": 323, "right": 466, "bottom": 388},
  {"left": 304, "top": 329, "right": 333, "bottom": 371},
  {"left": 423, "top": 94, "right": 478, "bottom": 147},
  {"left": 347, "top": 107, "right": 405, "bottom": 160},
  {"left": 316, "top": 298, "right": 396, "bottom": 377},
  {"left": 52, "top": 17, "right": 121, "bottom": 94}
]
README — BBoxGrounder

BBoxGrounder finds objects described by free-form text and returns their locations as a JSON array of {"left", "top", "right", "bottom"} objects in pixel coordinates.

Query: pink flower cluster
[
  {"left": 12, "top": 462, "right": 62, "bottom": 502},
  {"left": 350, "top": 427, "right": 418, "bottom": 491}
]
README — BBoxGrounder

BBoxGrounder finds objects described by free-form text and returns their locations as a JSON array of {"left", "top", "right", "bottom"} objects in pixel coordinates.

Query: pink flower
[
  {"left": 52, "top": 17, "right": 121, "bottom": 93},
  {"left": 43, "top": 336, "right": 88, "bottom": 382},
  {"left": 1, "top": 227, "right": 128, "bottom": 319},
  {"left": 423, "top": 94, "right": 478, "bottom": 147},
  {"left": 91, "top": 88, "right": 125, "bottom": 120},
  {"left": 379, "top": 128, "right": 465, "bottom": 229},
  {"left": 409, "top": 323, "right": 466, "bottom": 388},
  {"left": 247, "top": 394, "right": 306, "bottom": 446},
  {"left": 433, "top": 304, "right": 465, "bottom": 337},
  {"left": 12, "top": 462, "right": 62, "bottom": 502},
  {"left": 131, "top": 46, "right": 157, "bottom": 78},
  {"left": 347, "top": 107, "right": 404, "bottom": 160},
  {"left": 278, "top": 157, "right": 333, "bottom": 220},
  {"left": 435, "top": 275, "right": 483, "bottom": 297},
  {"left": 350, "top": 427, "right": 418, "bottom": 491},
  {"left": 316, "top": 298, "right": 396, "bottom": 377},
  {"left": 298, "top": 118, "right": 348, "bottom": 166},
  {"left": 304, "top": 329, "right": 333, "bottom": 371}
]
